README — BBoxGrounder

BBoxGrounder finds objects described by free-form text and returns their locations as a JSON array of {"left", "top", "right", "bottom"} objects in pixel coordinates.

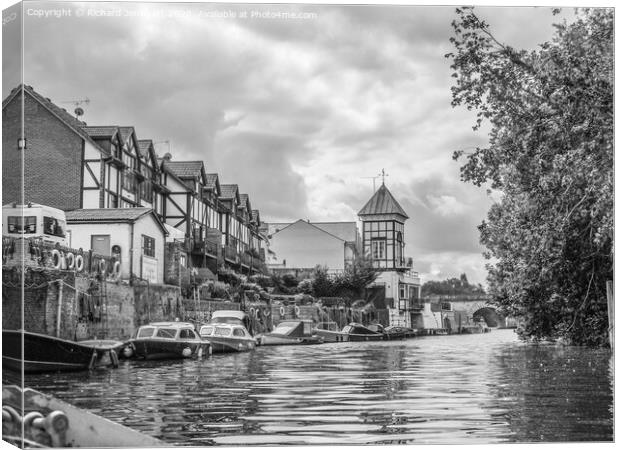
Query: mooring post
[
  {"left": 56, "top": 280, "right": 63, "bottom": 338},
  {"left": 606, "top": 280, "right": 613, "bottom": 350}
]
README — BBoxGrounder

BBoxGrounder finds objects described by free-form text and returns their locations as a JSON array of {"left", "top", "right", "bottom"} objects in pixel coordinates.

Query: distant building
[
  {"left": 267, "top": 220, "right": 360, "bottom": 273},
  {"left": 66, "top": 208, "right": 168, "bottom": 284},
  {"left": 358, "top": 183, "right": 421, "bottom": 328}
]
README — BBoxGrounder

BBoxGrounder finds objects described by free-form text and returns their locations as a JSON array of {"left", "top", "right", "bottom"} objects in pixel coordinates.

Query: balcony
[
  {"left": 224, "top": 245, "right": 238, "bottom": 263},
  {"left": 398, "top": 299, "right": 424, "bottom": 311},
  {"left": 191, "top": 239, "right": 219, "bottom": 258}
]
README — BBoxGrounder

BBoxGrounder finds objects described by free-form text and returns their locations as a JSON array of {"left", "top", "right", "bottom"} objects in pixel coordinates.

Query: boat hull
[
  {"left": 206, "top": 337, "right": 256, "bottom": 353},
  {"left": 131, "top": 338, "right": 208, "bottom": 360},
  {"left": 259, "top": 334, "right": 324, "bottom": 346},
  {"left": 315, "top": 329, "right": 347, "bottom": 342},
  {"left": 2, "top": 330, "right": 117, "bottom": 373},
  {"left": 344, "top": 333, "right": 385, "bottom": 342}
]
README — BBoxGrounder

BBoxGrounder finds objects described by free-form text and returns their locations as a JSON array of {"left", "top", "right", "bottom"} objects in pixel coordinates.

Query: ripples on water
[{"left": 6, "top": 330, "right": 613, "bottom": 445}]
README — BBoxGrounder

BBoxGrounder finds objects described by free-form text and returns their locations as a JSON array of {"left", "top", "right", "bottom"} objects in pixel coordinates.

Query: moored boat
[
  {"left": 383, "top": 325, "right": 417, "bottom": 339},
  {"left": 313, "top": 321, "right": 346, "bottom": 342},
  {"left": 2, "top": 330, "right": 121, "bottom": 373},
  {"left": 130, "top": 322, "right": 210, "bottom": 360},
  {"left": 341, "top": 322, "right": 385, "bottom": 341},
  {"left": 256, "top": 320, "right": 324, "bottom": 346},
  {"left": 199, "top": 322, "right": 256, "bottom": 353}
]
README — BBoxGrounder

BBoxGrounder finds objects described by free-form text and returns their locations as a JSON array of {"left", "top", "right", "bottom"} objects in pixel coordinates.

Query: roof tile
[
  {"left": 66, "top": 208, "right": 152, "bottom": 222},
  {"left": 220, "top": 184, "right": 239, "bottom": 200},
  {"left": 163, "top": 161, "right": 204, "bottom": 179}
]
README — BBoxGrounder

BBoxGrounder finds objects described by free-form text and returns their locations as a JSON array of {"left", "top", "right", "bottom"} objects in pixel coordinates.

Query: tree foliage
[
  {"left": 422, "top": 273, "right": 486, "bottom": 296},
  {"left": 446, "top": 8, "right": 613, "bottom": 346},
  {"left": 311, "top": 257, "right": 380, "bottom": 300}
]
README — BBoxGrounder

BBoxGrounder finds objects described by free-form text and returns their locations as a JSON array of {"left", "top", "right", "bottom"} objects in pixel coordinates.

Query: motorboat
[
  {"left": 383, "top": 325, "right": 417, "bottom": 340},
  {"left": 198, "top": 311, "right": 256, "bottom": 353},
  {"left": 256, "top": 320, "right": 324, "bottom": 346},
  {"left": 2, "top": 330, "right": 122, "bottom": 373},
  {"left": 129, "top": 322, "right": 210, "bottom": 360},
  {"left": 313, "top": 321, "right": 346, "bottom": 342},
  {"left": 341, "top": 322, "right": 385, "bottom": 341}
]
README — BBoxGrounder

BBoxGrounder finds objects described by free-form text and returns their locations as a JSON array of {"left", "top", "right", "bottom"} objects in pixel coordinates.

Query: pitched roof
[
  {"left": 358, "top": 184, "right": 409, "bottom": 219},
  {"left": 205, "top": 173, "right": 219, "bottom": 189},
  {"left": 163, "top": 161, "right": 204, "bottom": 179},
  {"left": 82, "top": 126, "right": 119, "bottom": 138},
  {"left": 274, "top": 219, "right": 345, "bottom": 242},
  {"left": 239, "top": 194, "right": 251, "bottom": 211},
  {"left": 118, "top": 126, "right": 134, "bottom": 144},
  {"left": 312, "top": 222, "right": 358, "bottom": 242},
  {"left": 3, "top": 85, "right": 104, "bottom": 153},
  {"left": 66, "top": 208, "right": 153, "bottom": 222},
  {"left": 66, "top": 208, "right": 168, "bottom": 235},
  {"left": 220, "top": 184, "right": 239, "bottom": 200}
]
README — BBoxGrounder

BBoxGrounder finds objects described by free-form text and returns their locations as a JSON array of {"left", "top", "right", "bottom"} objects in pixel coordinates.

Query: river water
[{"left": 7, "top": 329, "right": 613, "bottom": 445}]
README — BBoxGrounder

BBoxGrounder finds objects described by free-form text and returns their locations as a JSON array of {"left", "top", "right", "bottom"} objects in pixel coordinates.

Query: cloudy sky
[{"left": 2, "top": 1, "right": 585, "bottom": 285}]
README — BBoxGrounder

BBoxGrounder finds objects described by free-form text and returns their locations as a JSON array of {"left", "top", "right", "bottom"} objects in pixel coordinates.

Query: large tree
[{"left": 446, "top": 8, "right": 613, "bottom": 346}]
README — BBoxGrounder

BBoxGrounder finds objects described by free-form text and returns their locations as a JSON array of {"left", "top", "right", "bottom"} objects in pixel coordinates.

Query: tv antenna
[
  {"left": 361, "top": 174, "right": 380, "bottom": 192},
  {"left": 61, "top": 98, "right": 90, "bottom": 119},
  {"left": 362, "top": 169, "right": 389, "bottom": 192},
  {"left": 153, "top": 140, "right": 171, "bottom": 157}
]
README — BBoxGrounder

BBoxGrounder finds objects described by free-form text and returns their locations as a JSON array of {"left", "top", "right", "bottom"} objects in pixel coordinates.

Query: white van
[{"left": 2, "top": 203, "right": 69, "bottom": 246}]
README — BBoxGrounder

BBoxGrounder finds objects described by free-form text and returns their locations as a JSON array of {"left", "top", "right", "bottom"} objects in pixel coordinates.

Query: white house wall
[
  {"left": 84, "top": 141, "right": 101, "bottom": 159},
  {"left": 82, "top": 190, "right": 100, "bottom": 209},
  {"left": 131, "top": 215, "right": 165, "bottom": 284},
  {"left": 66, "top": 222, "right": 132, "bottom": 278}
]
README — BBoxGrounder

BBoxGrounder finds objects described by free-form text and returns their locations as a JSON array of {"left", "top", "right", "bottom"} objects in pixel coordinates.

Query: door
[{"left": 91, "top": 235, "right": 111, "bottom": 256}]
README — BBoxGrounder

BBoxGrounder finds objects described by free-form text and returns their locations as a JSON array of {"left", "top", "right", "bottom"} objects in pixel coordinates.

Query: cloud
[{"left": 8, "top": 2, "right": 577, "bottom": 286}]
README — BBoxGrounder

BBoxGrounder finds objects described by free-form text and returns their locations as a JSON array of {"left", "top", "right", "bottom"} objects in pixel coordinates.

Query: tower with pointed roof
[
  {"left": 358, "top": 182, "right": 409, "bottom": 270},
  {"left": 358, "top": 181, "right": 421, "bottom": 328}
]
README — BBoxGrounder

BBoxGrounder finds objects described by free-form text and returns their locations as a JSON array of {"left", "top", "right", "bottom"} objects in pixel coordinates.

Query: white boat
[{"left": 129, "top": 321, "right": 210, "bottom": 360}]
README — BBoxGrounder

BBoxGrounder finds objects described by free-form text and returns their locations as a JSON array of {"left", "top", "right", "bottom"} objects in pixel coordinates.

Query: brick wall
[
  {"left": 2, "top": 267, "right": 49, "bottom": 333},
  {"left": 3, "top": 262, "right": 184, "bottom": 341},
  {"left": 133, "top": 282, "right": 184, "bottom": 327},
  {"left": 2, "top": 90, "right": 84, "bottom": 209}
]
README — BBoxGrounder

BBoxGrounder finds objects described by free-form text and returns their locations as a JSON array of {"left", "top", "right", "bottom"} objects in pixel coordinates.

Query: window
[
  {"left": 142, "top": 235, "right": 155, "bottom": 257},
  {"left": 7, "top": 216, "right": 36, "bottom": 234},
  {"left": 156, "top": 328, "right": 177, "bottom": 339},
  {"left": 137, "top": 327, "right": 155, "bottom": 338},
  {"left": 371, "top": 238, "right": 386, "bottom": 259},
  {"left": 180, "top": 329, "right": 197, "bottom": 339},
  {"left": 179, "top": 254, "right": 187, "bottom": 267},
  {"left": 399, "top": 284, "right": 406, "bottom": 299},
  {"left": 141, "top": 181, "right": 153, "bottom": 203},
  {"left": 109, "top": 193, "right": 118, "bottom": 208},
  {"left": 233, "top": 328, "right": 246, "bottom": 337},
  {"left": 214, "top": 327, "right": 232, "bottom": 336},
  {"left": 200, "top": 326, "right": 213, "bottom": 336},
  {"left": 43, "top": 216, "right": 66, "bottom": 237},
  {"left": 122, "top": 171, "right": 136, "bottom": 192}
]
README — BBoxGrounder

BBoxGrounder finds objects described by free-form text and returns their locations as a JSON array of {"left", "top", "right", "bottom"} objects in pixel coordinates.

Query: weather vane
[{"left": 380, "top": 168, "right": 389, "bottom": 185}]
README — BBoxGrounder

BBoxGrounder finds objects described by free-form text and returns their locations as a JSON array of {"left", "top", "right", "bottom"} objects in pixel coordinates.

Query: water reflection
[{"left": 5, "top": 330, "right": 612, "bottom": 445}]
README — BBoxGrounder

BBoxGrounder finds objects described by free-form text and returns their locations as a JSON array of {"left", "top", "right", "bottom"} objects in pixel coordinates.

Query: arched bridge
[{"left": 426, "top": 295, "right": 517, "bottom": 328}]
